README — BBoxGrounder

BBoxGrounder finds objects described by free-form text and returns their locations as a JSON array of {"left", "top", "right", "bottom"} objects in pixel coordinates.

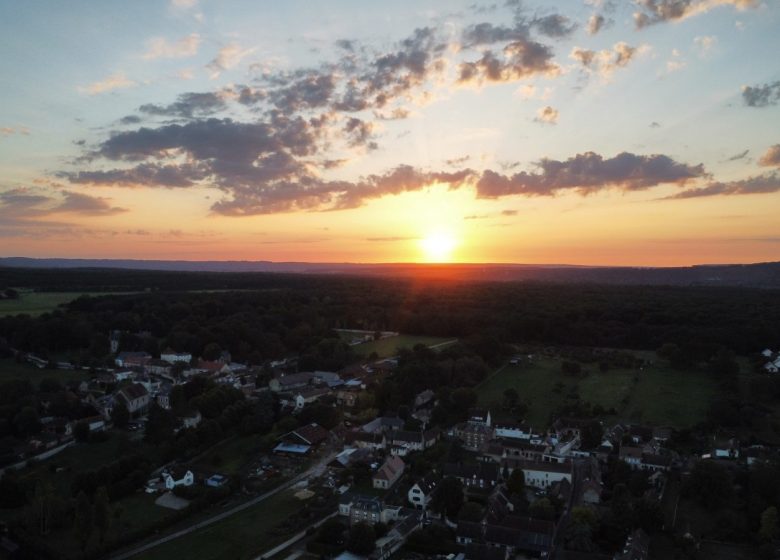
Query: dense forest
[{"left": 1, "top": 267, "right": 779, "bottom": 366}]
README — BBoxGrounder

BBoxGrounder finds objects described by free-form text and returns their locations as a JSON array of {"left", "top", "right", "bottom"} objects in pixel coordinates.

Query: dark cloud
[
  {"left": 461, "top": 22, "right": 530, "bottom": 48},
  {"left": 458, "top": 40, "right": 557, "bottom": 84},
  {"left": 742, "top": 81, "right": 780, "bottom": 107},
  {"left": 650, "top": 121, "right": 661, "bottom": 128},
  {"left": 343, "top": 118, "right": 378, "bottom": 150},
  {"left": 531, "top": 14, "right": 577, "bottom": 38},
  {"left": 267, "top": 71, "right": 337, "bottom": 112},
  {"left": 63, "top": 163, "right": 209, "bottom": 188},
  {"left": 55, "top": 191, "right": 127, "bottom": 215},
  {"left": 759, "top": 145, "right": 780, "bottom": 167},
  {"left": 726, "top": 149, "right": 749, "bottom": 162},
  {"left": 663, "top": 172, "right": 780, "bottom": 199},
  {"left": 138, "top": 92, "right": 227, "bottom": 119},
  {"left": 633, "top": 0, "right": 758, "bottom": 29},
  {"left": 501, "top": 209, "right": 518, "bottom": 216},
  {"left": 476, "top": 151, "right": 706, "bottom": 198},
  {"left": 120, "top": 115, "right": 142, "bottom": 125},
  {"left": 446, "top": 155, "right": 471, "bottom": 166}
]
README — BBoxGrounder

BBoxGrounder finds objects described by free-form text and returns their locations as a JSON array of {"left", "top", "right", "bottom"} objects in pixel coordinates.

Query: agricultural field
[
  {"left": 350, "top": 334, "right": 455, "bottom": 358},
  {"left": 0, "top": 358, "right": 89, "bottom": 385},
  {"left": 476, "top": 354, "right": 721, "bottom": 428},
  {"left": 137, "top": 489, "right": 305, "bottom": 560},
  {"left": 0, "top": 290, "right": 134, "bottom": 317}
]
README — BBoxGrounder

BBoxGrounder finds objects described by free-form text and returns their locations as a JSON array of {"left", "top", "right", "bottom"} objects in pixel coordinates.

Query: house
[
  {"left": 294, "top": 387, "right": 331, "bottom": 409},
  {"left": 163, "top": 467, "right": 194, "bottom": 489},
  {"left": 114, "top": 351, "right": 151, "bottom": 368},
  {"left": 614, "top": 529, "right": 649, "bottom": 560},
  {"left": 146, "top": 359, "right": 172, "bottom": 376},
  {"left": 336, "top": 390, "right": 359, "bottom": 407},
  {"left": 389, "top": 429, "right": 439, "bottom": 455},
  {"left": 444, "top": 462, "right": 500, "bottom": 490},
  {"left": 161, "top": 348, "right": 192, "bottom": 364},
  {"left": 362, "top": 416, "right": 404, "bottom": 434},
  {"left": 503, "top": 459, "right": 572, "bottom": 489},
  {"left": 414, "top": 389, "right": 436, "bottom": 410},
  {"left": 373, "top": 456, "right": 405, "bottom": 489},
  {"left": 488, "top": 438, "right": 548, "bottom": 462},
  {"left": 454, "top": 422, "right": 494, "bottom": 451},
  {"left": 456, "top": 517, "right": 554, "bottom": 557},
  {"left": 344, "top": 430, "right": 386, "bottom": 450},
  {"left": 619, "top": 446, "right": 643, "bottom": 468},
  {"left": 116, "top": 383, "right": 150, "bottom": 416},
  {"left": 339, "top": 494, "right": 402, "bottom": 526},
  {"left": 408, "top": 474, "right": 438, "bottom": 510},
  {"left": 714, "top": 437, "right": 740, "bottom": 459},
  {"left": 766, "top": 362, "right": 779, "bottom": 374},
  {"left": 494, "top": 421, "right": 534, "bottom": 440},
  {"left": 468, "top": 408, "right": 492, "bottom": 427},
  {"left": 285, "top": 422, "right": 330, "bottom": 447},
  {"left": 205, "top": 474, "right": 228, "bottom": 488},
  {"left": 269, "top": 372, "right": 315, "bottom": 392}
]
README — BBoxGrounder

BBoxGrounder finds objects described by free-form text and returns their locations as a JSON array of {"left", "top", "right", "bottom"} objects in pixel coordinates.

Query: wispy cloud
[
  {"left": 143, "top": 33, "right": 201, "bottom": 60},
  {"left": 79, "top": 72, "right": 137, "bottom": 95},
  {"left": 206, "top": 44, "right": 256, "bottom": 79}
]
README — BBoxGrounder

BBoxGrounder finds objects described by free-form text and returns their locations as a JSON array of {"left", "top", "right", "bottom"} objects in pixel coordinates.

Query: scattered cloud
[
  {"left": 650, "top": 121, "right": 661, "bottom": 128},
  {"left": 664, "top": 172, "right": 780, "bottom": 199},
  {"left": 79, "top": 72, "right": 137, "bottom": 95},
  {"left": 0, "top": 126, "right": 30, "bottom": 137},
  {"left": 530, "top": 14, "right": 577, "bottom": 38},
  {"left": 587, "top": 14, "right": 607, "bottom": 35},
  {"left": 693, "top": 35, "right": 717, "bottom": 57},
  {"left": 664, "top": 48, "right": 686, "bottom": 73},
  {"left": 139, "top": 91, "right": 228, "bottom": 118},
  {"left": 206, "top": 44, "right": 256, "bottom": 79},
  {"left": 726, "top": 149, "right": 749, "bottom": 161},
  {"left": 742, "top": 81, "right": 780, "bottom": 107},
  {"left": 458, "top": 40, "right": 559, "bottom": 85},
  {"left": 634, "top": 0, "right": 759, "bottom": 29},
  {"left": 759, "top": 144, "right": 780, "bottom": 167},
  {"left": 476, "top": 151, "right": 706, "bottom": 198},
  {"left": 534, "top": 105, "right": 559, "bottom": 124},
  {"left": 571, "top": 42, "right": 645, "bottom": 79},
  {"left": 143, "top": 33, "right": 201, "bottom": 60},
  {"left": 54, "top": 191, "right": 128, "bottom": 215}
]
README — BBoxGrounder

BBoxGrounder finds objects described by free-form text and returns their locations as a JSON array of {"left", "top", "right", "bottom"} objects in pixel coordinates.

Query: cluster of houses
[{"left": 762, "top": 348, "right": 780, "bottom": 374}]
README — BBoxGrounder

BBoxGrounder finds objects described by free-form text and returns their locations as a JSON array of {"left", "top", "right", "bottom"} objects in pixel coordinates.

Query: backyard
[{"left": 350, "top": 334, "right": 455, "bottom": 358}]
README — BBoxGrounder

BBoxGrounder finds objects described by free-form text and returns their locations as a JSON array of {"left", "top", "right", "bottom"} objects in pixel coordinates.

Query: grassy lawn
[
  {"left": 0, "top": 358, "right": 89, "bottom": 385},
  {"left": 352, "top": 334, "right": 454, "bottom": 358},
  {"left": 193, "top": 434, "right": 266, "bottom": 476},
  {"left": 137, "top": 489, "right": 304, "bottom": 560},
  {"left": 476, "top": 354, "right": 720, "bottom": 428},
  {"left": 0, "top": 290, "right": 135, "bottom": 317}
]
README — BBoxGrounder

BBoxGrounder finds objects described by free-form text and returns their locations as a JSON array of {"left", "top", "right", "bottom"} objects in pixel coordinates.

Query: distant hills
[{"left": 1, "top": 257, "right": 780, "bottom": 288}]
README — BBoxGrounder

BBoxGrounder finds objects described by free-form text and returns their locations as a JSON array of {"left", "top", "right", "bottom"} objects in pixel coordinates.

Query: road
[{"left": 109, "top": 450, "right": 338, "bottom": 560}]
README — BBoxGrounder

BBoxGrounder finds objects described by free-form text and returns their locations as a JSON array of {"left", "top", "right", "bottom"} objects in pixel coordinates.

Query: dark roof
[
  {"left": 444, "top": 462, "right": 499, "bottom": 482},
  {"left": 344, "top": 431, "right": 385, "bottom": 445},
  {"left": 501, "top": 459, "right": 571, "bottom": 475},
  {"left": 464, "top": 543, "right": 506, "bottom": 560},
  {"left": 413, "top": 473, "right": 439, "bottom": 494},
  {"left": 291, "top": 423, "right": 329, "bottom": 445},
  {"left": 457, "top": 520, "right": 484, "bottom": 541},
  {"left": 391, "top": 430, "right": 424, "bottom": 444},
  {"left": 119, "top": 382, "right": 149, "bottom": 400}
]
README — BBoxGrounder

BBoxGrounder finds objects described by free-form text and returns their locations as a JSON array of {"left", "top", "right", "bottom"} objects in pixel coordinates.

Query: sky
[{"left": 0, "top": 0, "right": 779, "bottom": 266}]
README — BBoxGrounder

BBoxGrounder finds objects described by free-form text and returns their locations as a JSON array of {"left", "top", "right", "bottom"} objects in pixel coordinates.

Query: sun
[{"left": 420, "top": 231, "right": 457, "bottom": 263}]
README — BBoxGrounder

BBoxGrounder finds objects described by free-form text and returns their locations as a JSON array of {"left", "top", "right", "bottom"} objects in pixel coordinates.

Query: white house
[
  {"left": 766, "top": 362, "right": 780, "bottom": 374},
  {"left": 408, "top": 474, "right": 438, "bottom": 510},
  {"left": 294, "top": 387, "right": 330, "bottom": 409},
  {"left": 161, "top": 349, "right": 192, "bottom": 364},
  {"left": 163, "top": 468, "right": 194, "bottom": 490},
  {"left": 762, "top": 349, "right": 774, "bottom": 358},
  {"left": 494, "top": 421, "right": 534, "bottom": 440},
  {"left": 503, "top": 460, "right": 573, "bottom": 489}
]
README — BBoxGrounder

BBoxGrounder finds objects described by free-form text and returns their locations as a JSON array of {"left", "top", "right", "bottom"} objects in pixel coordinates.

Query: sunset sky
[{"left": 1, "top": 0, "right": 779, "bottom": 265}]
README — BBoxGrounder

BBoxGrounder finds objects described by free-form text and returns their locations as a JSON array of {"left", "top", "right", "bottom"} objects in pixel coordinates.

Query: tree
[
  {"left": 580, "top": 420, "right": 604, "bottom": 449},
  {"left": 73, "top": 420, "right": 90, "bottom": 442},
  {"left": 13, "top": 406, "right": 41, "bottom": 437},
  {"left": 506, "top": 469, "right": 526, "bottom": 496},
  {"left": 458, "top": 501, "right": 484, "bottom": 522},
  {"left": 145, "top": 402, "right": 175, "bottom": 444},
  {"left": 74, "top": 491, "right": 93, "bottom": 553},
  {"left": 684, "top": 460, "right": 734, "bottom": 509},
  {"left": 347, "top": 522, "right": 376, "bottom": 556},
  {"left": 503, "top": 388, "right": 519, "bottom": 410},
  {"left": 93, "top": 487, "right": 111, "bottom": 544},
  {"left": 565, "top": 506, "right": 597, "bottom": 552},
  {"left": 709, "top": 347, "right": 739, "bottom": 378},
  {"left": 112, "top": 401, "right": 130, "bottom": 429},
  {"left": 432, "top": 477, "right": 464, "bottom": 520},
  {"left": 760, "top": 506, "right": 779, "bottom": 542},
  {"left": 529, "top": 498, "right": 555, "bottom": 520}
]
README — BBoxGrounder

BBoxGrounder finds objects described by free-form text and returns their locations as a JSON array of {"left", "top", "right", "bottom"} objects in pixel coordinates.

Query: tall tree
[
  {"left": 112, "top": 401, "right": 130, "bottom": 429},
  {"left": 347, "top": 522, "right": 376, "bottom": 556},
  {"left": 74, "top": 491, "right": 93, "bottom": 553},
  {"left": 432, "top": 476, "right": 464, "bottom": 520},
  {"left": 93, "top": 487, "right": 111, "bottom": 544},
  {"left": 760, "top": 506, "right": 779, "bottom": 542}
]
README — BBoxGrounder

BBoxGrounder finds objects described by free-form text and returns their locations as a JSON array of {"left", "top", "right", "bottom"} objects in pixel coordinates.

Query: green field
[
  {"left": 136, "top": 489, "right": 304, "bottom": 560},
  {"left": 0, "top": 290, "right": 134, "bottom": 317},
  {"left": 351, "top": 334, "right": 455, "bottom": 358},
  {"left": 476, "top": 355, "right": 720, "bottom": 428},
  {"left": 0, "top": 358, "right": 89, "bottom": 385}
]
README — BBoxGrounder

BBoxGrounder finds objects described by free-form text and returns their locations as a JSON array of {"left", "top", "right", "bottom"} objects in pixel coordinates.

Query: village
[{"left": 2, "top": 331, "right": 780, "bottom": 560}]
